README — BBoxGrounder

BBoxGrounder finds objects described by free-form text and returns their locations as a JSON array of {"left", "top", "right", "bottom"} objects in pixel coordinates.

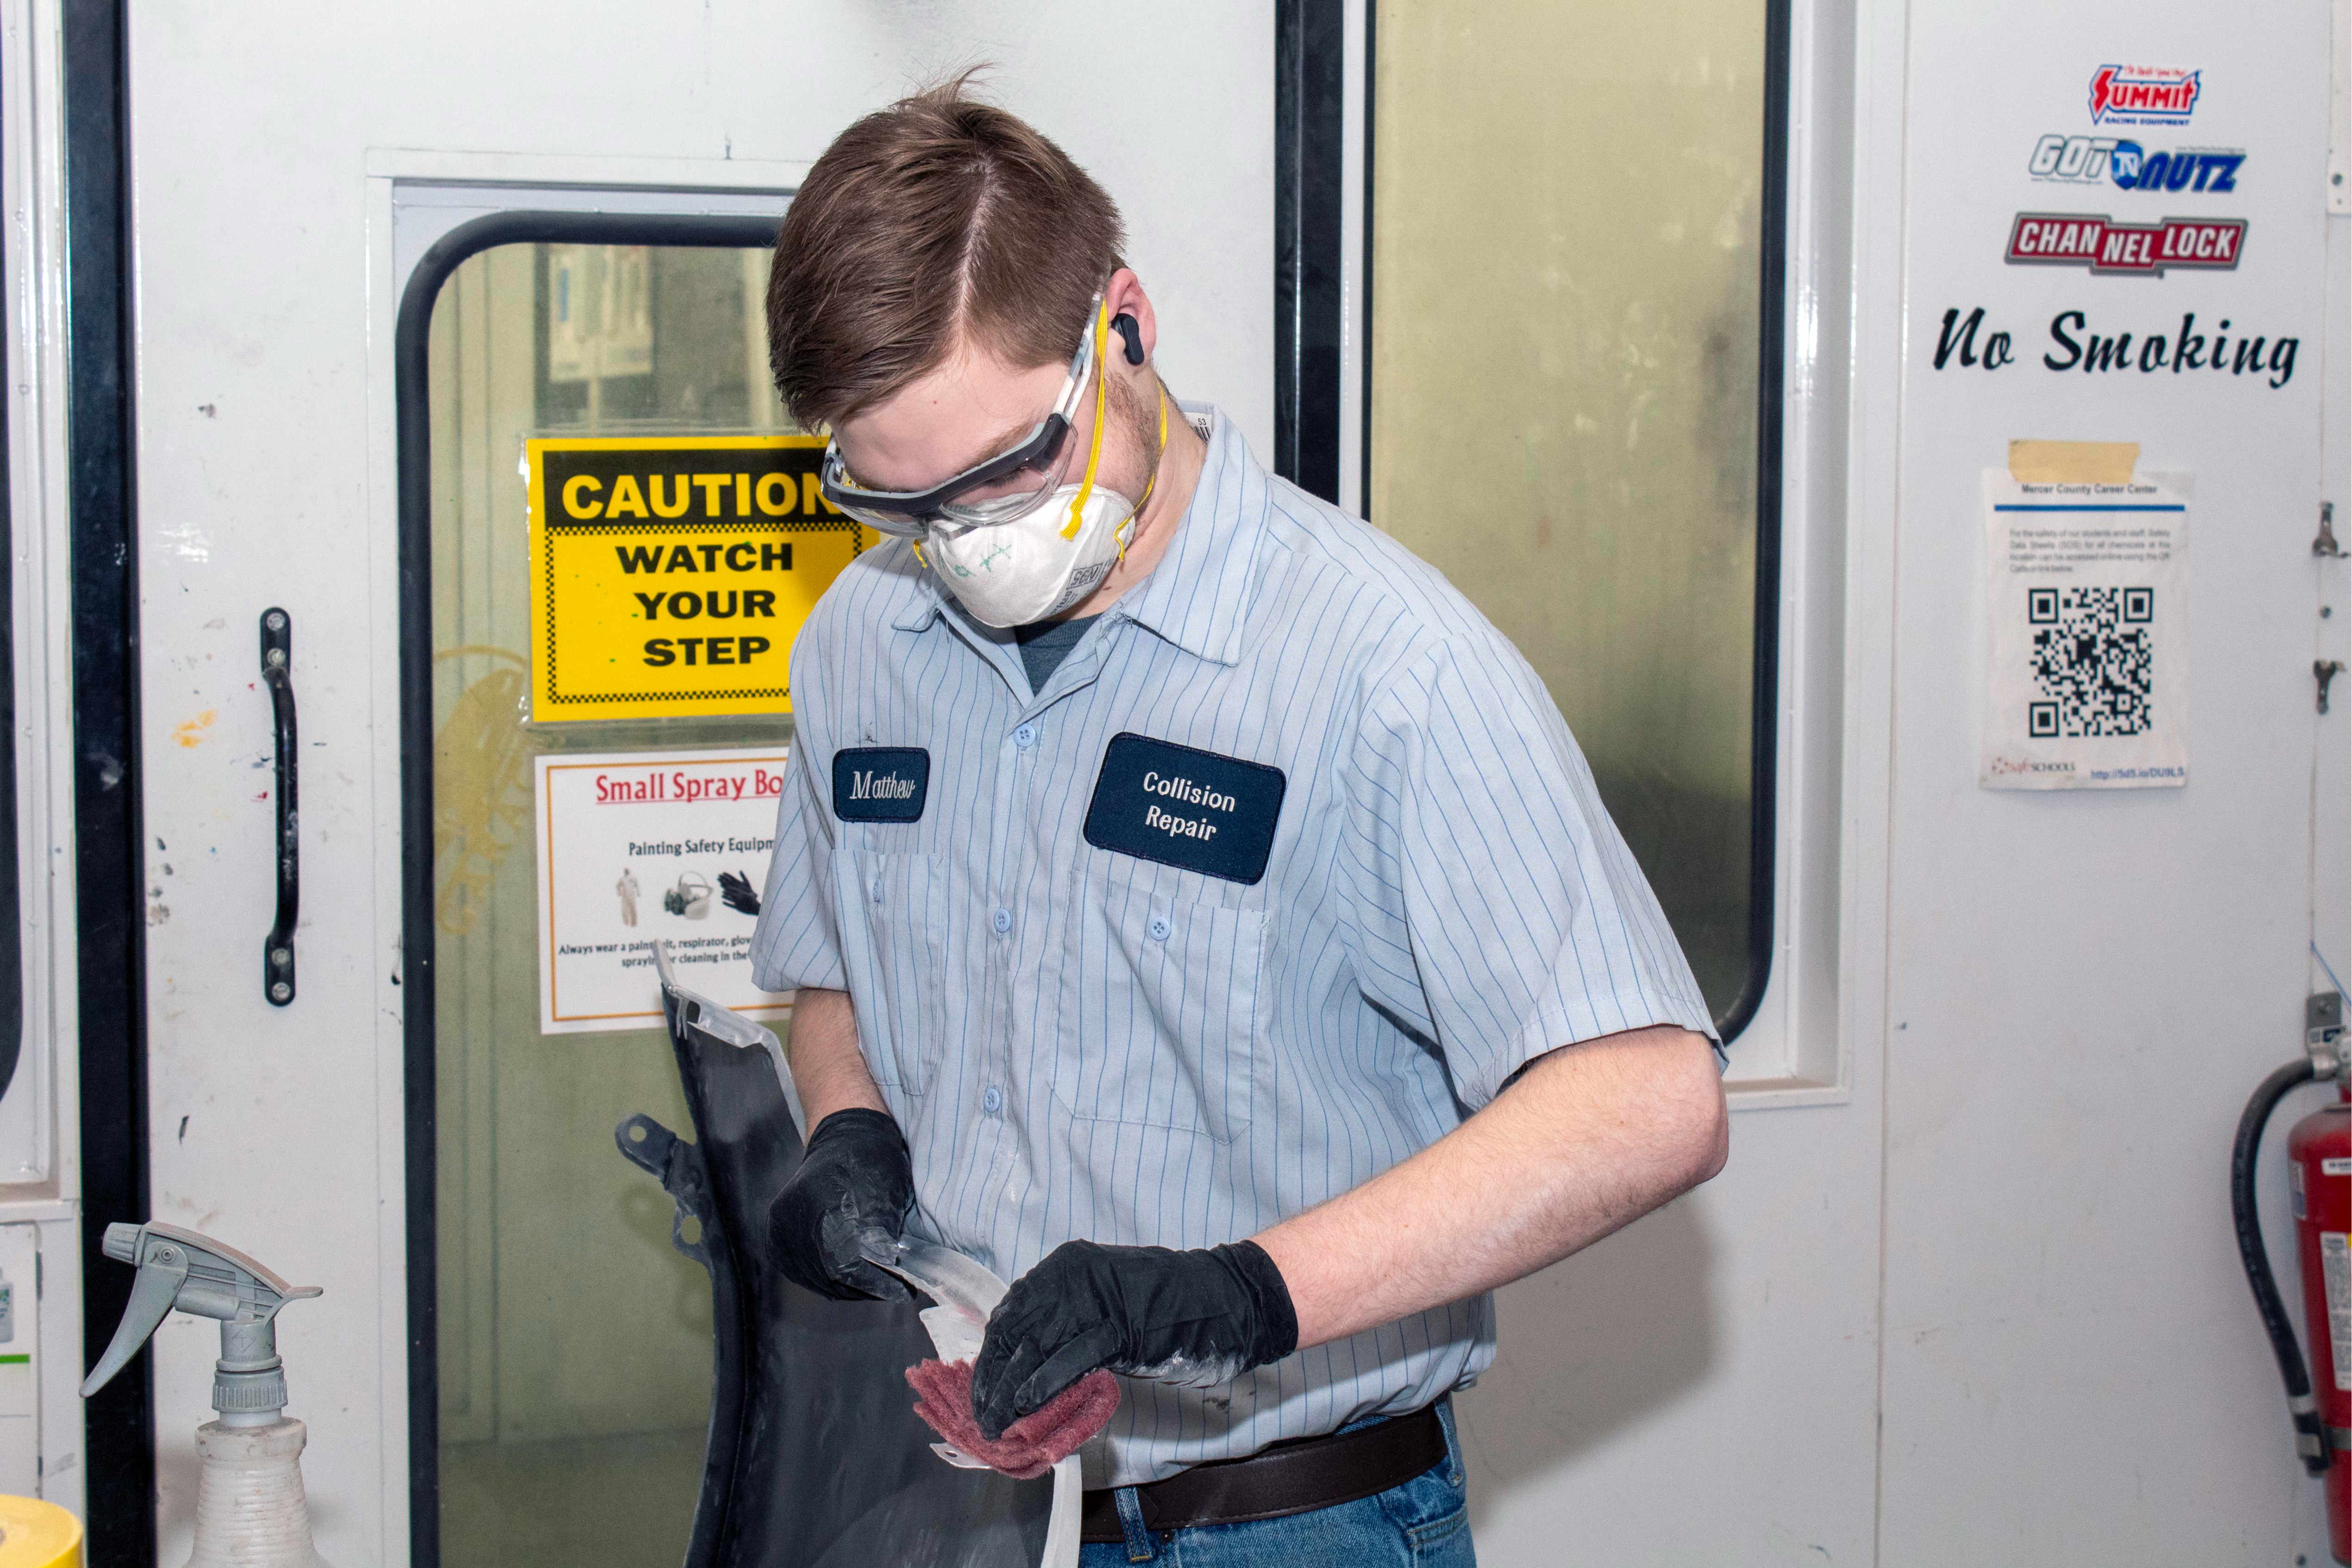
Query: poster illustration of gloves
[
  {"left": 1981, "top": 471, "right": 2189, "bottom": 790},
  {"left": 536, "top": 746, "right": 792, "bottom": 1033}
]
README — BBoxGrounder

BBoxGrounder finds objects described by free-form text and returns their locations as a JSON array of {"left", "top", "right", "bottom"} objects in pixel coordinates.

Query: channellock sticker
[
  {"left": 2027, "top": 135, "right": 2244, "bottom": 192},
  {"left": 2087, "top": 63, "right": 2201, "bottom": 125},
  {"left": 2005, "top": 213, "right": 2244, "bottom": 275}
]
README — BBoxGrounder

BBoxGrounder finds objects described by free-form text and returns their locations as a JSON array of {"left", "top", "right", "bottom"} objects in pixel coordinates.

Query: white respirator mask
[{"left": 918, "top": 307, "right": 1165, "bottom": 629}]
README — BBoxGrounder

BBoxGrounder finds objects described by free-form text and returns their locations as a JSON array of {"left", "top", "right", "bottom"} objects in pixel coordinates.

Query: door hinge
[
  {"left": 2318, "top": 660, "right": 2345, "bottom": 713},
  {"left": 2318, "top": 501, "right": 2346, "bottom": 558}
]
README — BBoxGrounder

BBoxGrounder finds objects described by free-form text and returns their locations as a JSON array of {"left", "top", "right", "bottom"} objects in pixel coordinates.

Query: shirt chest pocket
[
  {"left": 840, "top": 848, "right": 949, "bottom": 1097},
  {"left": 1051, "top": 865, "right": 1265, "bottom": 1143}
]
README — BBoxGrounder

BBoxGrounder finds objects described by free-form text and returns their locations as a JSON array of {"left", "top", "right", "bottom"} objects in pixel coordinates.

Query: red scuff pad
[{"left": 905, "top": 1359, "right": 1120, "bottom": 1481}]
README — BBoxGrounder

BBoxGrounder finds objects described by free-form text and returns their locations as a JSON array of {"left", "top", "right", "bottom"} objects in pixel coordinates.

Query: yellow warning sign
[{"left": 525, "top": 436, "right": 875, "bottom": 722}]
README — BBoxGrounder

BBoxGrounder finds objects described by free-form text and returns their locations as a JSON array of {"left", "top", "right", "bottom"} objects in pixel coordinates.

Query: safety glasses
[{"left": 819, "top": 295, "right": 1103, "bottom": 537}]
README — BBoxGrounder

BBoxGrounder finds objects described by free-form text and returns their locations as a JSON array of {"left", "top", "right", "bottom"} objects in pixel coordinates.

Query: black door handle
[{"left": 261, "top": 608, "right": 297, "bottom": 1005}]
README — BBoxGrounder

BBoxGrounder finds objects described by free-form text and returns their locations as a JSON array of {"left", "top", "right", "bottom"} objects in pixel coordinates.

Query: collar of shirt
[{"left": 887, "top": 402, "right": 1264, "bottom": 670}]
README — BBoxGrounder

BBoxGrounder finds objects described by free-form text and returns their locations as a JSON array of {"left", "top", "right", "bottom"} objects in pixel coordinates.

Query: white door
[
  {"left": 1879, "top": 6, "right": 2348, "bottom": 1563},
  {"left": 119, "top": 8, "right": 1273, "bottom": 1562}
]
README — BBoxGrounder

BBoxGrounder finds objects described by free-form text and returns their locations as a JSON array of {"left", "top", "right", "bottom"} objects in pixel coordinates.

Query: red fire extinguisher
[{"left": 2234, "top": 995, "right": 2349, "bottom": 1565}]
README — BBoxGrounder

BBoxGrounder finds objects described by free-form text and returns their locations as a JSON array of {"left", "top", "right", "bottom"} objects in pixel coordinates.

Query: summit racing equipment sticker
[
  {"left": 2006, "top": 213, "right": 2245, "bottom": 275},
  {"left": 2089, "top": 63, "right": 2201, "bottom": 125},
  {"left": 2027, "top": 135, "right": 2243, "bottom": 193}
]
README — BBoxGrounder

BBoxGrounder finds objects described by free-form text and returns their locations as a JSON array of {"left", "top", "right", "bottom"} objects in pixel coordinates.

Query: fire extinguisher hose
[{"left": 2231, "top": 1056, "right": 2333, "bottom": 1477}]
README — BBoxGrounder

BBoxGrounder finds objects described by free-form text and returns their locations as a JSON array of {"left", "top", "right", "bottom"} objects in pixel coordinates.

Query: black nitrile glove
[
  {"left": 969, "top": 1239, "right": 1298, "bottom": 1440},
  {"left": 717, "top": 870, "right": 761, "bottom": 916},
  {"left": 767, "top": 1107, "right": 914, "bottom": 1302}
]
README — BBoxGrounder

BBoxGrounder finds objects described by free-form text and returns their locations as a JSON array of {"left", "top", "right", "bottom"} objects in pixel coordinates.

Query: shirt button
[
  {"left": 1014, "top": 723, "right": 1037, "bottom": 749},
  {"left": 871, "top": 878, "right": 885, "bottom": 905},
  {"left": 992, "top": 906, "right": 1012, "bottom": 935},
  {"left": 1147, "top": 916, "right": 1172, "bottom": 942},
  {"left": 981, "top": 1086, "right": 1004, "bottom": 1114}
]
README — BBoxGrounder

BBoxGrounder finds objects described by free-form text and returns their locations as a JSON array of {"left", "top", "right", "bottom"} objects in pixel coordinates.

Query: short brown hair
[{"left": 767, "top": 76, "right": 1127, "bottom": 430}]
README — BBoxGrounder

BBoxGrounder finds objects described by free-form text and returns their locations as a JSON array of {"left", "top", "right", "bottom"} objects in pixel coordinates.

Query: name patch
[
  {"left": 832, "top": 747, "right": 930, "bottom": 822},
  {"left": 1082, "top": 733, "right": 1285, "bottom": 884}
]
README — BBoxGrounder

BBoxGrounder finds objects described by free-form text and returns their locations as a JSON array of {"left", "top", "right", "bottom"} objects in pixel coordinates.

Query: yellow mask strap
[{"left": 1061, "top": 302, "right": 1114, "bottom": 542}]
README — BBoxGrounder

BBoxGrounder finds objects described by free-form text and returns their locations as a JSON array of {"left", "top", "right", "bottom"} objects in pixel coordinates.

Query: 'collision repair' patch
[{"left": 1082, "top": 733, "right": 1285, "bottom": 884}]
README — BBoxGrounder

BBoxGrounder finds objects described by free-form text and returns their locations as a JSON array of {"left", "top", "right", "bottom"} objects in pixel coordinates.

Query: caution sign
[{"left": 525, "top": 436, "right": 873, "bottom": 722}]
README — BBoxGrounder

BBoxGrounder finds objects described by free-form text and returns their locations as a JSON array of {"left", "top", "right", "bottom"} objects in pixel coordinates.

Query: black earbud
[{"left": 1111, "top": 312, "right": 1146, "bottom": 366}]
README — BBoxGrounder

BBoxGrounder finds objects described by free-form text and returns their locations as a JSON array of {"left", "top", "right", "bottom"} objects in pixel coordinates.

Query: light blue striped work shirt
[{"left": 750, "top": 406, "right": 1714, "bottom": 1486}]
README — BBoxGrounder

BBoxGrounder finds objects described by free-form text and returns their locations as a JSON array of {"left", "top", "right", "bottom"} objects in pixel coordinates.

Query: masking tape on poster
[{"left": 2008, "top": 439, "right": 2140, "bottom": 484}]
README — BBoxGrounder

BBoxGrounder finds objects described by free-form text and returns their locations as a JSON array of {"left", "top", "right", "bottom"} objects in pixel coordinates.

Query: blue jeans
[{"left": 1078, "top": 1402, "right": 1474, "bottom": 1567}]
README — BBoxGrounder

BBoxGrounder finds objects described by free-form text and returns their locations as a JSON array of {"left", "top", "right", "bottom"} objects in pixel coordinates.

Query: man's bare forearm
[
  {"left": 787, "top": 987, "right": 889, "bottom": 1125},
  {"left": 1254, "top": 1024, "right": 1728, "bottom": 1351}
]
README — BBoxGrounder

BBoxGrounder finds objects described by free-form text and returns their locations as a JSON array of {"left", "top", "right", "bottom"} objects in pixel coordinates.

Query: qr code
[{"left": 2027, "top": 586, "right": 2154, "bottom": 738}]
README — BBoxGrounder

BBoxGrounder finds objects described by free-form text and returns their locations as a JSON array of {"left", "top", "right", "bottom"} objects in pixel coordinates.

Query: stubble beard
[{"left": 1103, "top": 368, "right": 1169, "bottom": 543}]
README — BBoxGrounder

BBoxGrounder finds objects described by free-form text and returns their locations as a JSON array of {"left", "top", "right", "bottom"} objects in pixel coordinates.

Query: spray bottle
[{"left": 81, "top": 1222, "right": 331, "bottom": 1568}]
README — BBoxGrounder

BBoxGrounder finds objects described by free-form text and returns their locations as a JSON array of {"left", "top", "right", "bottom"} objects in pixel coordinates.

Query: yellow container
[{"left": 0, "top": 1497, "right": 79, "bottom": 1568}]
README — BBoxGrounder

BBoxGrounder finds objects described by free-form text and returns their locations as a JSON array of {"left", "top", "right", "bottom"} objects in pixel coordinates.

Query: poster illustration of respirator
[
  {"left": 536, "top": 746, "right": 792, "bottom": 1033},
  {"left": 1981, "top": 470, "right": 2189, "bottom": 790}
]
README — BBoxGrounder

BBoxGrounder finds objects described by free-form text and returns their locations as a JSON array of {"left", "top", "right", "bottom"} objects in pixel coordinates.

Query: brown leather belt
[{"left": 1078, "top": 1403, "right": 1447, "bottom": 1542}]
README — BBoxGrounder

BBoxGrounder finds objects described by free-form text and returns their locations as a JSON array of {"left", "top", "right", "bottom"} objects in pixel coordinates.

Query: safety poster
[
  {"left": 535, "top": 746, "right": 792, "bottom": 1034},
  {"left": 1981, "top": 470, "right": 2189, "bottom": 789},
  {"left": 525, "top": 436, "right": 875, "bottom": 723}
]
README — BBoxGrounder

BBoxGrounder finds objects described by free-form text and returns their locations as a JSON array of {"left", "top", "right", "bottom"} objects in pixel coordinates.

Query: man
[{"left": 749, "top": 81, "right": 1727, "bottom": 1566}]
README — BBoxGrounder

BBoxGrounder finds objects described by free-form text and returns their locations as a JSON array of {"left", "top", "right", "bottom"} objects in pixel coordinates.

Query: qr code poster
[{"left": 1982, "top": 470, "right": 2188, "bottom": 790}]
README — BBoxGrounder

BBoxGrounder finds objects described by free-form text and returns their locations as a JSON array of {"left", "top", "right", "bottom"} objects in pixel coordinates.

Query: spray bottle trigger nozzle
[
  {"left": 76, "top": 1222, "right": 320, "bottom": 1406},
  {"left": 79, "top": 1238, "right": 192, "bottom": 1399},
  {"left": 99, "top": 1221, "right": 142, "bottom": 1266}
]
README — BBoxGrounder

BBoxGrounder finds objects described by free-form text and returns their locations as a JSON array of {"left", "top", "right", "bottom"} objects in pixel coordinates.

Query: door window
[
  {"left": 425, "top": 237, "right": 790, "bottom": 1563},
  {"left": 1368, "top": 0, "right": 1781, "bottom": 1030}
]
